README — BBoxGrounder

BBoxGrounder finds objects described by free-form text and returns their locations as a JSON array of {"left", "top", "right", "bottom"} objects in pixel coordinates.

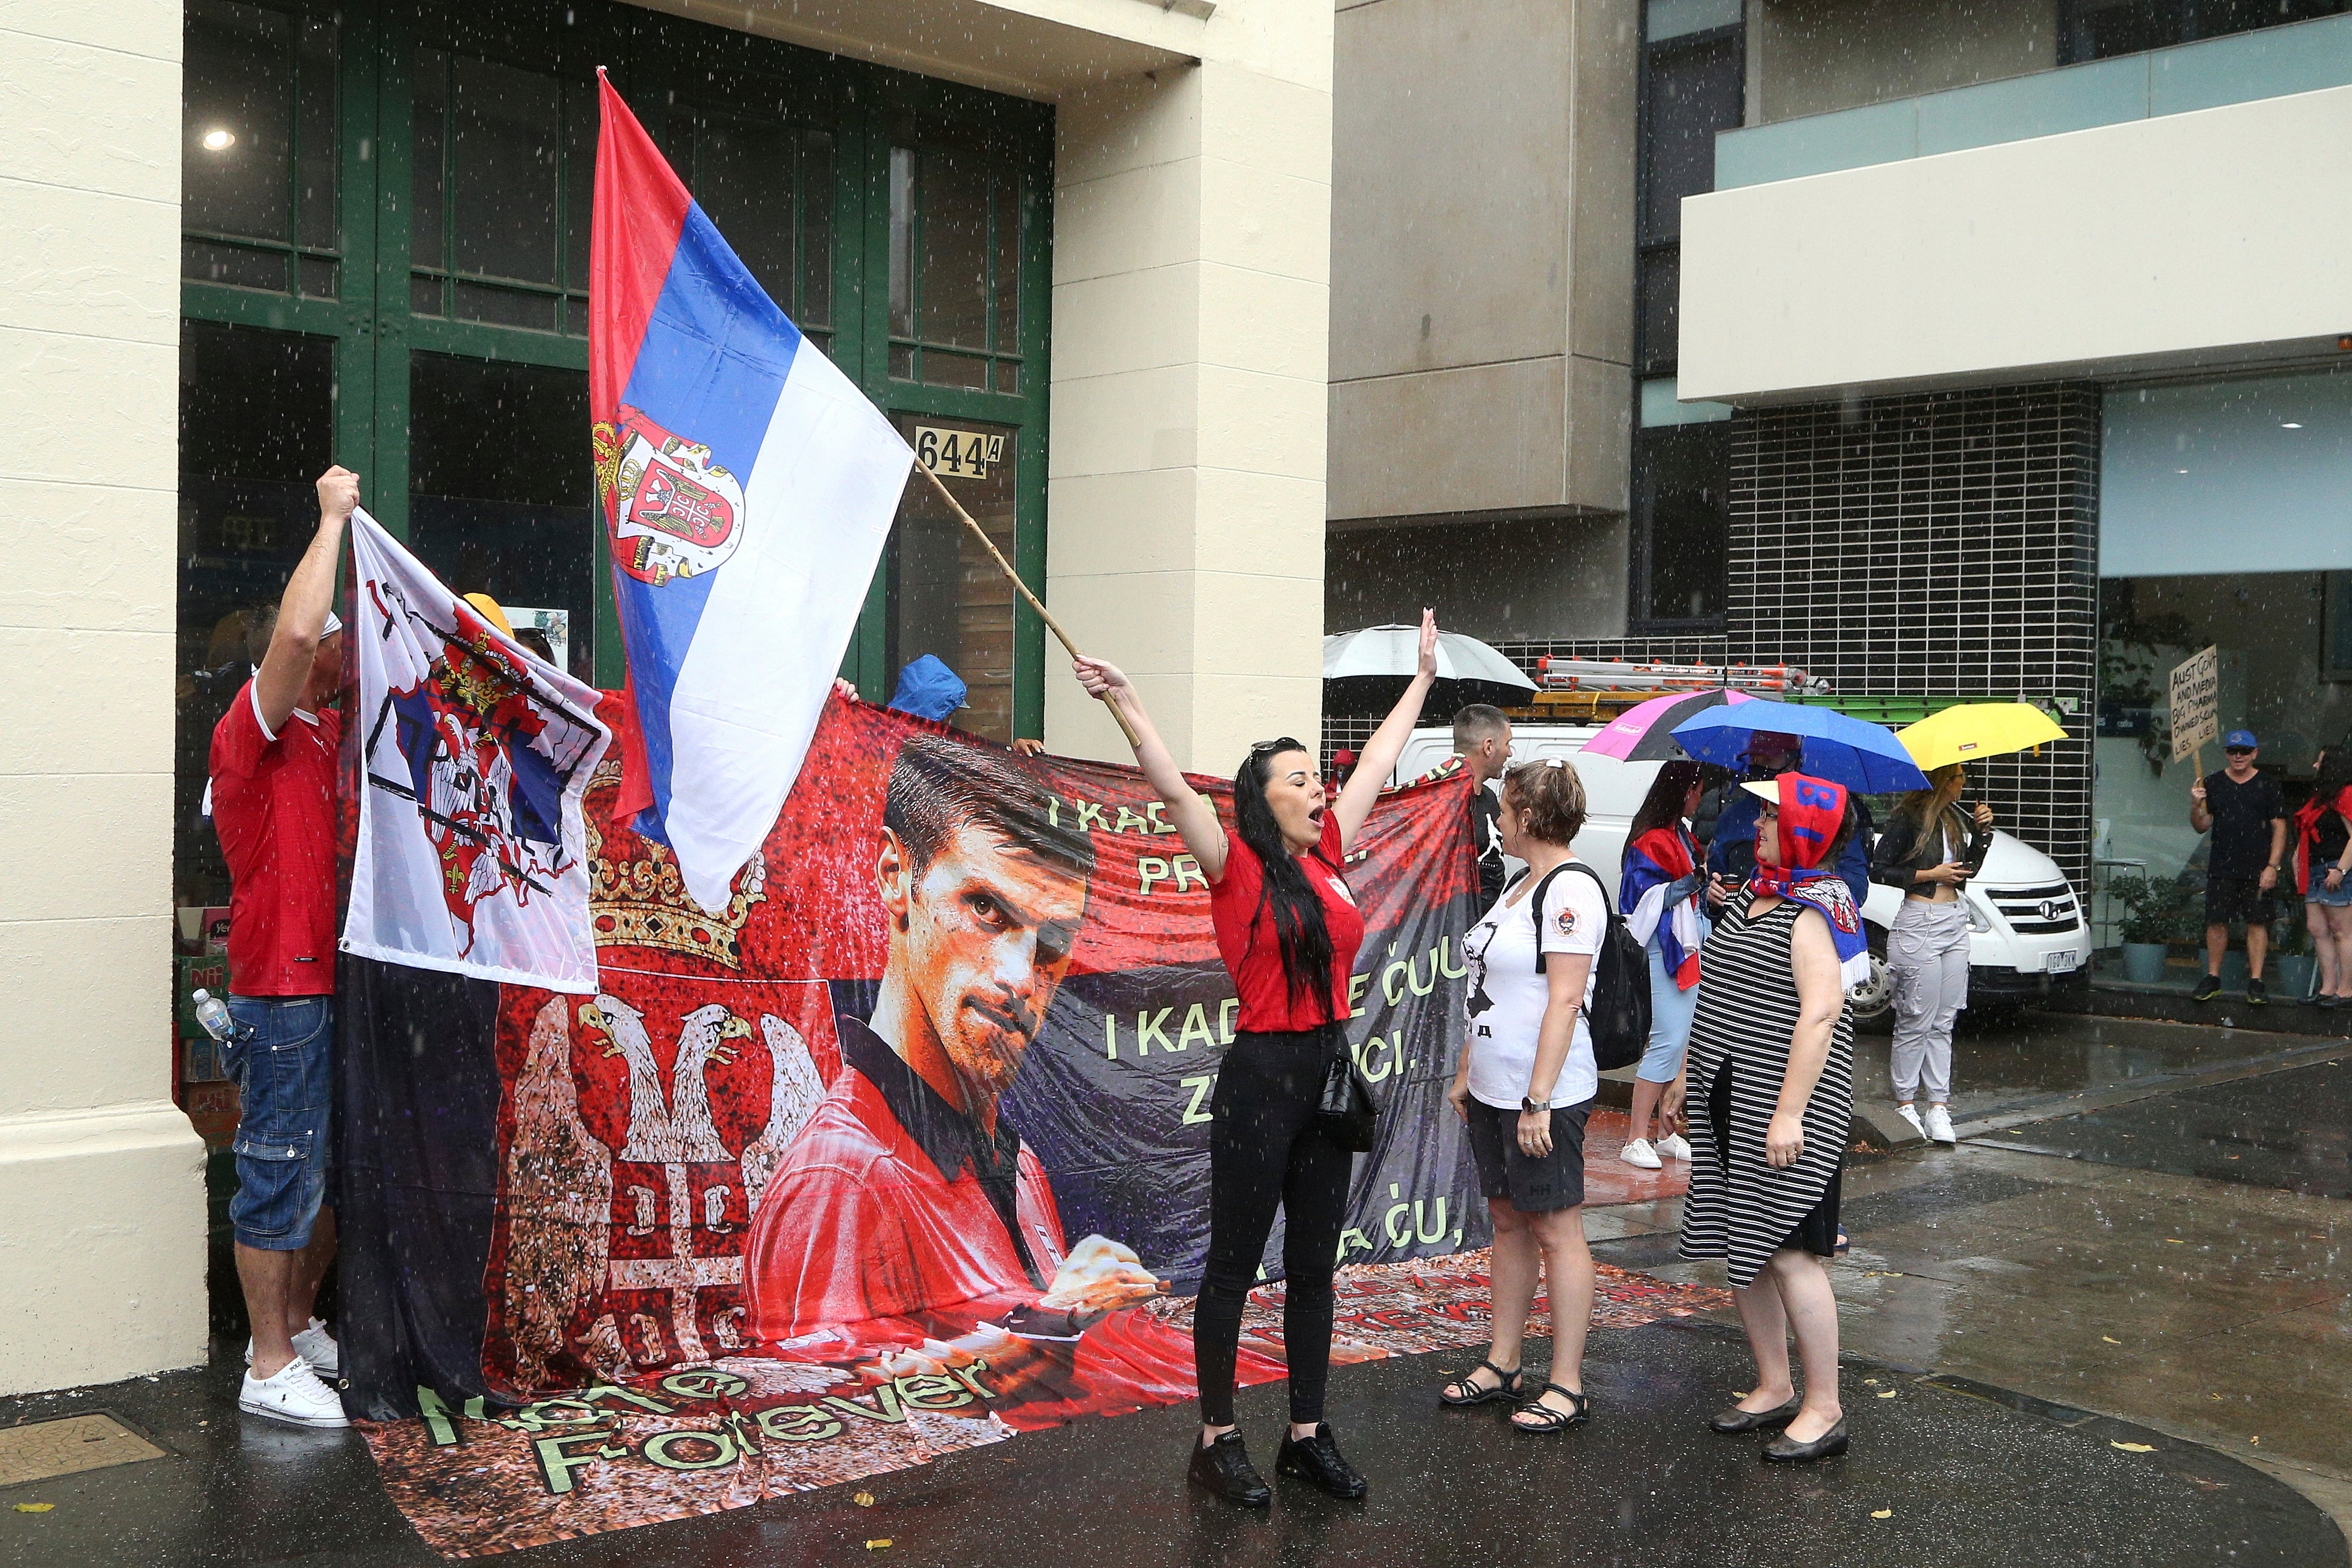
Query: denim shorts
[
  {"left": 223, "top": 994, "right": 335, "bottom": 1252},
  {"left": 2309, "top": 881, "right": 2352, "bottom": 909}
]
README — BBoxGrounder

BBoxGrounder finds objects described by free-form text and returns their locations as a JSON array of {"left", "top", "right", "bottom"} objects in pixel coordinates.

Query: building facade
[
  {"left": 1332, "top": 0, "right": 2352, "bottom": 995},
  {"left": 0, "top": 0, "right": 1333, "bottom": 1394}
]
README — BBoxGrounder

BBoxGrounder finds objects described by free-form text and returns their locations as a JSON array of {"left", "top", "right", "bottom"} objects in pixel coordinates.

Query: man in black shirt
[
  {"left": 1453, "top": 705, "right": 1513, "bottom": 906},
  {"left": 2189, "top": 728, "right": 2289, "bottom": 1004}
]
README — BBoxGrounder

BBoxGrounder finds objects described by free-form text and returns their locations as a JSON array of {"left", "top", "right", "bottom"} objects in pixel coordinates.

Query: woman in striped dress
[{"left": 1666, "top": 772, "right": 1864, "bottom": 1463}]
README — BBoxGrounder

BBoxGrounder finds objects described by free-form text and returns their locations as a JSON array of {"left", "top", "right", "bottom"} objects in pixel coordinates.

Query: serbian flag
[
  {"left": 1620, "top": 825, "right": 1703, "bottom": 990},
  {"left": 591, "top": 72, "right": 913, "bottom": 913}
]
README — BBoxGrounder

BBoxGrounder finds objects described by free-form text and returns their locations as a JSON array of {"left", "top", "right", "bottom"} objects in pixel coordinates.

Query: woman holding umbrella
[{"left": 1871, "top": 766, "right": 1994, "bottom": 1145}]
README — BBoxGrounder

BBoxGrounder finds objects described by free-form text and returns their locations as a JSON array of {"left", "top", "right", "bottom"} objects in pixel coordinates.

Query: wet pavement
[
  {"left": 1, "top": 1321, "right": 2336, "bottom": 1567},
  {"left": 6, "top": 1009, "right": 2349, "bottom": 1565},
  {"left": 1995, "top": 1057, "right": 2351, "bottom": 1197}
]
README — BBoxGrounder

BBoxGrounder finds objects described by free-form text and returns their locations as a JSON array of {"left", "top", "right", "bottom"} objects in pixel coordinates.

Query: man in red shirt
[
  {"left": 208, "top": 466, "right": 358, "bottom": 1428},
  {"left": 742, "top": 736, "right": 1191, "bottom": 1419}
]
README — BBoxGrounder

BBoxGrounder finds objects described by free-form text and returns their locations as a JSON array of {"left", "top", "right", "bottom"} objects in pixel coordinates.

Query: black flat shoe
[
  {"left": 1710, "top": 1397, "right": 1802, "bottom": 1434},
  {"left": 1276, "top": 1423, "right": 1368, "bottom": 1499},
  {"left": 1187, "top": 1430, "right": 1270, "bottom": 1507},
  {"left": 1762, "top": 1416, "right": 1849, "bottom": 1462}
]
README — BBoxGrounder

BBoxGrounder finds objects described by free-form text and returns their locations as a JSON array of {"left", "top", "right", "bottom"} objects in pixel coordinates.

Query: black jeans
[{"left": 1195, "top": 1026, "right": 1354, "bottom": 1427}]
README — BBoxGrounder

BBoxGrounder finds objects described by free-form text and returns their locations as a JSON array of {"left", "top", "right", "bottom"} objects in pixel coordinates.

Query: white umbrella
[{"left": 1322, "top": 625, "right": 1535, "bottom": 688}]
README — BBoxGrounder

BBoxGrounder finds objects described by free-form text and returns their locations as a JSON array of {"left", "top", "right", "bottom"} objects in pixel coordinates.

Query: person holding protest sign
[
  {"left": 2189, "top": 731, "right": 2287, "bottom": 1004},
  {"left": 1441, "top": 758, "right": 1603, "bottom": 1435},
  {"left": 209, "top": 465, "right": 358, "bottom": 1428},
  {"left": 1072, "top": 609, "right": 1443, "bottom": 1507}
]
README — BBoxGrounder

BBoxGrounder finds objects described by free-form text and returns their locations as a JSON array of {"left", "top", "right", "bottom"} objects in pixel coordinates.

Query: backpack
[{"left": 1525, "top": 860, "right": 1652, "bottom": 1073}]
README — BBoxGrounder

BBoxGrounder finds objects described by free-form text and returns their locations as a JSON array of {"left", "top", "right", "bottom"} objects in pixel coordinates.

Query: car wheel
[{"left": 1849, "top": 923, "right": 1895, "bottom": 1035}]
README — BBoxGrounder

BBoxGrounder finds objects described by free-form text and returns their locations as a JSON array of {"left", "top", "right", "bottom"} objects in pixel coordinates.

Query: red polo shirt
[
  {"left": 1209, "top": 813, "right": 1366, "bottom": 1032},
  {"left": 210, "top": 679, "right": 342, "bottom": 996},
  {"left": 744, "top": 1017, "right": 1070, "bottom": 1340}
]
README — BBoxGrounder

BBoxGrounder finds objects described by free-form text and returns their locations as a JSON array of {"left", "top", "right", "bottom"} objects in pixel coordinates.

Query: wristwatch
[{"left": 1521, "top": 1095, "right": 1547, "bottom": 1114}]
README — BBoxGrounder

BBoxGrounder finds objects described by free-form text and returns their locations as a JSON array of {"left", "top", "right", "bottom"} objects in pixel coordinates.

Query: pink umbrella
[{"left": 1578, "top": 688, "right": 1768, "bottom": 762}]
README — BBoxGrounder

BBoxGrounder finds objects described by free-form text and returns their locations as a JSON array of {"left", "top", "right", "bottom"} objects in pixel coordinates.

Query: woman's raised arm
[
  {"left": 1333, "top": 609, "right": 1439, "bottom": 854},
  {"left": 1071, "top": 656, "right": 1230, "bottom": 882}
]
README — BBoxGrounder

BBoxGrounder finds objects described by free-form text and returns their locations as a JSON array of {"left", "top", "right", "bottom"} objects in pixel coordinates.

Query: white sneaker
[
  {"left": 1620, "top": 1137, "right": 1663, "bottom": 1170},
  {"left": 238, "top": 1356, "right": 349, "bottom": 1429},
  {"left": 1924, "top": 1104, "right": 1958, "bottom": 1145},
  {"left": 245, "top": 1318, "right": 341, "bottom": 1378},
  {"left": 1657, "top": 1133, "right": 1693, "bottom": 1162},
  {"left": 1895, "top": 1103, "right": 1927, "bottom": 1140}
]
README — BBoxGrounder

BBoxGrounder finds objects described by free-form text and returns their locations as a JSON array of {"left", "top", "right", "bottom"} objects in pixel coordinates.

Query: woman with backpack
[
  {"left": 1665, "top": 772, "right": 1863, "bottom": 1462},
  {"left": 1438, "top": 758, "right": 1607, "bottom": 1435},
  {"left": 1618, "top": 760, "right": 1712, "bottom": 1170},
  {"left": 1072, "top": 612, "right": 1440, "bottom": 1507}
]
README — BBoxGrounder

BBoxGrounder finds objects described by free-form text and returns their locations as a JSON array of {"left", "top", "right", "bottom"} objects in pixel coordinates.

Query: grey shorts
[{"left": 1465, "top": 1098, "right": 1591, "bottom": 1214}]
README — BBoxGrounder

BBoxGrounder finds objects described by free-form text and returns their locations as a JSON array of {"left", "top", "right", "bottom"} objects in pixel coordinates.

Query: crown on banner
[{"left": 585, "top": 766, "right": 767, "bottom": 968}]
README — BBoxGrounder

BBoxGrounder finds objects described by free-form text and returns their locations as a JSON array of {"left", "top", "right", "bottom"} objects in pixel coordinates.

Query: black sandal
[
  {"left": 1512, "top": 1383, "right": 1591, "bottom": 1434},
  {"left": 1439, "top": 1359, "right": 1524, "bottom": 1407}
]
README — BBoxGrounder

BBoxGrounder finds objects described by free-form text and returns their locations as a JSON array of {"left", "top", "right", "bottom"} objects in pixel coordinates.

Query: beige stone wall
[
  {"left": 1042, "top": 8, "right": 1337, "bottom": 771},
  {"left": 1749, "top": 0, "right": 2059, "bottom": 125},
  {"left": 0, "top": 0, "right": 209, "bottom": 1392},
  {"left": 1326, "top": 0, "right": 1636, "bottom": 524}
]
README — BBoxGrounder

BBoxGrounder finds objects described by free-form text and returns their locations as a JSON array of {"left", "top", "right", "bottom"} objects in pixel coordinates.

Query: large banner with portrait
[{"left": 337, "top": 697, "right": 1734, "bottom": 1555}]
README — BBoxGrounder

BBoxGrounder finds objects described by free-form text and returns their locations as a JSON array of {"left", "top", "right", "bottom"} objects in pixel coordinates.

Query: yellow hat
[{"left": 462, "top": 592, "right": 514, "bottom": 638}]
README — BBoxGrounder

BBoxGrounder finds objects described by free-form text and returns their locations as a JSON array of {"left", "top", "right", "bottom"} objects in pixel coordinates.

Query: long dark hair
[
  {"left": 2317, "top": 742, "right": 2352, "bottom": 800},
  {"left": 1233, "top": 739, "right": 1336, "bottom": 1022},
  {"left": 1626, "top": 760, "right": 1706, "bottom": 848}
]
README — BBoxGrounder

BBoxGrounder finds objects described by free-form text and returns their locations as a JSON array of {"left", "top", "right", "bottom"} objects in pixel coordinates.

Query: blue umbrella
[{"left": 1670, "top": 702, "right": 1931, "bottom": 793}]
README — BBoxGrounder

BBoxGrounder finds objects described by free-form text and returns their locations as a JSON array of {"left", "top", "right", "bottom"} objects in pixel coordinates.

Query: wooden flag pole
[{"left": 917, "top": 461, "right": 1142, "bottom": 749}]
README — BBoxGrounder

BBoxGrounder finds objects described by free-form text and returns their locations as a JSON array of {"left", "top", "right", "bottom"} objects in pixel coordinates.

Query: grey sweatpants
[{"left": 1889, "top": 896, "right": 1970, "bottom": 1103}]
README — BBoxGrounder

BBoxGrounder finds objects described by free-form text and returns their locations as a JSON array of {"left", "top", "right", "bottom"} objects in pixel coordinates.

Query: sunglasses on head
[{"left": 1250, "top": 737, "right": 1306, "bottom": 755}]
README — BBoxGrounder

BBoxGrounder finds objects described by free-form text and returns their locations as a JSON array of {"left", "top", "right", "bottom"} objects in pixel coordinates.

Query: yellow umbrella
[{"left": 1897, "top": 702, "right": 2067, "bottom": 771}]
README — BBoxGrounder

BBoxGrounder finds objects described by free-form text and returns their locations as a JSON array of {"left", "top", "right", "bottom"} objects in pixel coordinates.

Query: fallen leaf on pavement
[
  {"left": 866, "top": 1540, "right": 893, "bottom": 1551},
  {"left": 1877, "top": 1389, "right": 1897, "bottom": 1399},
  {"left": 13, "top": 1504, "right": 54, "bottom": 1514},
  {"left": 853, "top": 1493, "right": 874, "bottom": 1508},
  {"left": 2111, "top": 1442, "right": 2155, "bottom": 1453},
  {"left": 1871, "top": 1509, "right": 1893, "bottom": 1519},
  {"left": 2250, "top": 1435, "right": 2261, "bottom": 1444},
  {"left": 2102, "top": 1335, "right": 2122, "bottom": 1344},
  {"left": 2164, "top": 1238, "right": 2183, "bottom": 1244}
]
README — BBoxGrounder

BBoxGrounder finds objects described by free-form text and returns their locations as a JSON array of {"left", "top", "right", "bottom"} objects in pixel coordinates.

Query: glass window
[
  {"left": 884, "top": 418, "right": 1020, "bottom": 742},
  {"left": 182, "top": 0, "right": 338, "bottom": 293},
  {"left": 412, "top": 50, "right": 587, "bottom": 332},
  {"left": 1641, "top": 32, "right": 1742, "bottom": 244},
  {"left": 1637, "top": 245, "right": 1681, "bottom": 374},
  {"left": 175, "top": 321, "right": 337, "bottom": 907},
  {"left": 408, "top": 354, "right": 597, "bottom": 683},
  {"left": 887, "top": 144, "right": 1024, "bottom": 388},
  {"left": 1636, "top": 421, "right": 1732, "bottom": 625},
  {"left": 2061, "top": 0, "right": 2348, "bottom": 62}
]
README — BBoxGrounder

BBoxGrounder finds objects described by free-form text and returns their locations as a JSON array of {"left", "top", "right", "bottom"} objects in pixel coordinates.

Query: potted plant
[{"left": 2110, "top": 874, "right": 2194, "bottom": 985}]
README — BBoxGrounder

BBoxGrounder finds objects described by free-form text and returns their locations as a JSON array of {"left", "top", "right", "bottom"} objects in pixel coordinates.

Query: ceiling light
[
  {"left": 2176, "top": 468, "right": 2189, "bottom": 475},
  {"left": 201, "top": 128, "right": 235, "bottom": 152},
  {"left": 2281, "top": 421, "right": 2304, "bottom": 429}
]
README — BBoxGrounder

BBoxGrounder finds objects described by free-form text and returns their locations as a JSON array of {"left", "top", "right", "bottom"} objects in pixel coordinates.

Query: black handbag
[{"left": 1315, "top": 1036, "right": 1378, "bottom": 1152}]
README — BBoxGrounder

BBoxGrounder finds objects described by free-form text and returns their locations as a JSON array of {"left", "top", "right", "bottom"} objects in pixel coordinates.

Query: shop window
[
  {"left": 2094, "top": 572, "right": 2352, "bottom": 987},
  {"left": 175, "top": 321, "right": 338, "bottom": 907},
  {"left": 1635, "top": 421, "right": 1732, "bottom": 627},
  {"left": 882, "top": 418, "right": 1020, "bottom": 742},
  {"left": 182, "top": 0, "right": 339, "bottom": 297},
  {"left": 408, "top": 353, "right": 597, "bottom": 683},
  {"left": 412, "top": 50, "right": 594, "bottom": 333},
  {"left": 888, "top": 147, "right": 1025, "bottom": 393}
]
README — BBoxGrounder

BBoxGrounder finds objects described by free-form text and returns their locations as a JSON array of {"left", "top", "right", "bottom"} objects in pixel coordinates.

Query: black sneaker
[
  {"left": 2246, "top": 976, "right": 2269, "bottom": 1005},
  {"left": 1276, "top": 1423, "right": 1368, "bottom": 1499},
  {"left": 1187, "top": 1430, "right": 1270, "bottom": 1507},
  {"left": 2192, "top": 974, "right": 2221, "bottom": 1002}
]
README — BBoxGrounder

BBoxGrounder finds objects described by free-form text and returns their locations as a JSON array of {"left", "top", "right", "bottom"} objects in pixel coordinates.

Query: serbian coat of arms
[{"left": 594, "top": 405, "right": 747, "bottom": 587}]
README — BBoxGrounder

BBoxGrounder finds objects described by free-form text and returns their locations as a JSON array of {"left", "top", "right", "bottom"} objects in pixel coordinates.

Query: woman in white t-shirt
[{"left": 1441, "top": 758, "right": 1606, "bottom": 1434}]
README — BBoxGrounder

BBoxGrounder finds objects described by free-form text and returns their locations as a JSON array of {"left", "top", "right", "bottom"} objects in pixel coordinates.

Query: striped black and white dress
[{"left": 1677, "top": 889, "right": 1853, "bottom": 1288}]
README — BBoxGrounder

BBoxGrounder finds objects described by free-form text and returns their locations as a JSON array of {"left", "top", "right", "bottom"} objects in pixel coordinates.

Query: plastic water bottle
[{"left": 192, "top": 988, "right": 234, "bottom": 1044}]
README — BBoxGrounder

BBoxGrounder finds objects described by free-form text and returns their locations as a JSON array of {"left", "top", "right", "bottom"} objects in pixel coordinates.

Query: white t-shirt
[{"left": 1461, "top": 858, "right": 1605, "bottom": 1111}]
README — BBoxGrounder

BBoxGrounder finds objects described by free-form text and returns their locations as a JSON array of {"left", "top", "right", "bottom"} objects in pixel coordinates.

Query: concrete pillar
[
  {"left": 0, "top": 3, "right": 208, "bottom": 1391},
  {"left": 1044, "top": 17, "right": 1334, "bottom": 773}
]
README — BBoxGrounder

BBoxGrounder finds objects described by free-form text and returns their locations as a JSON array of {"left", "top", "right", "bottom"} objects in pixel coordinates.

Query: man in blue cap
[{"left": 2189, "top": 729, "right": 2288, "bottom": 1004}]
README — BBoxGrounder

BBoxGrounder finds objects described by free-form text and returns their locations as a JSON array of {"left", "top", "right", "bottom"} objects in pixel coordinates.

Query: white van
[{"left": 1394, "top": 724, "right": 2088, "bottom": 1024}]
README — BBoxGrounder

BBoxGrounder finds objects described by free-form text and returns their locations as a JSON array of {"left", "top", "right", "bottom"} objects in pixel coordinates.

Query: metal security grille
[{"left": 1489, "top": 385, "right": 2102, "bottom": 896}]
